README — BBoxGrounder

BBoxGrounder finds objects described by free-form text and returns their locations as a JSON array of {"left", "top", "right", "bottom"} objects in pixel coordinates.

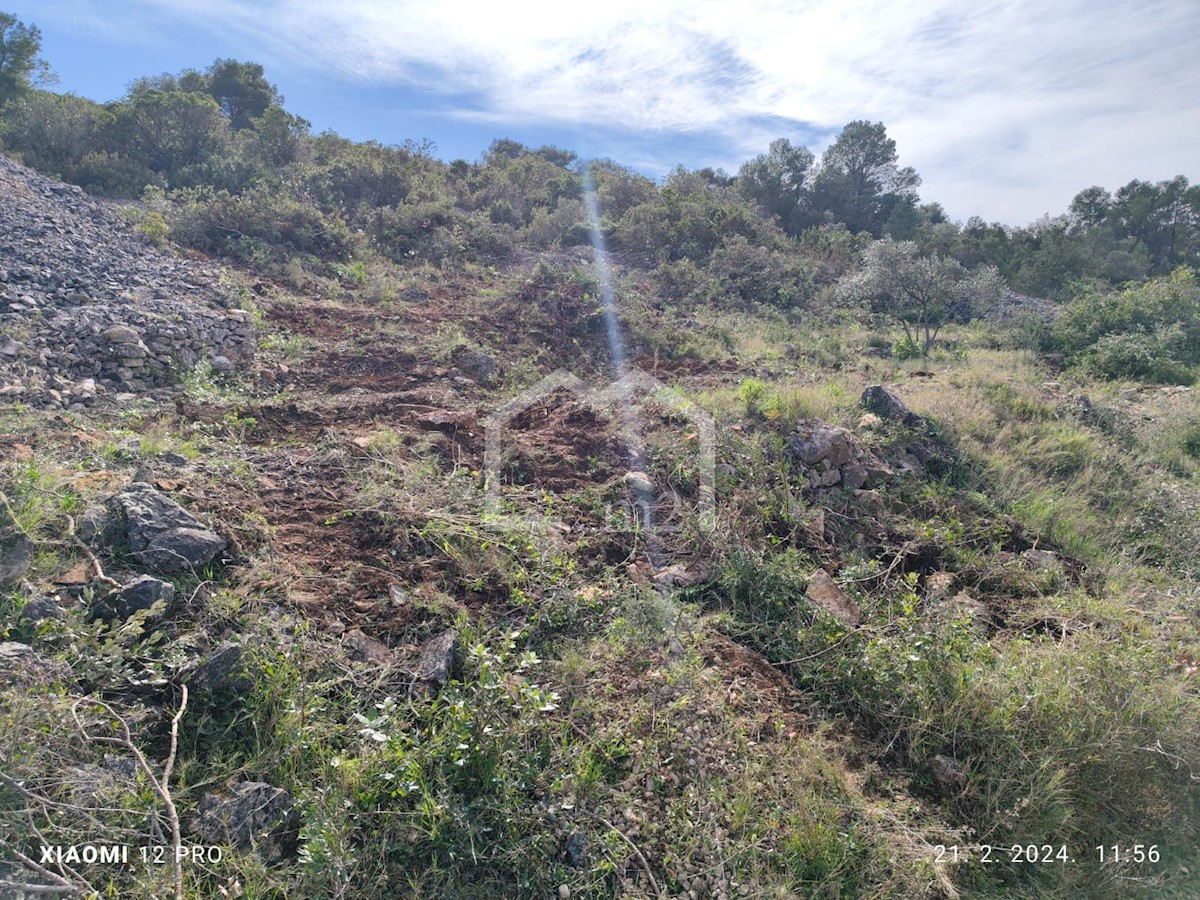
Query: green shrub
[
  {"left": 152, "top": 184, "right": 356, "bottom": 274},
  {"left": 736, "top": 377, "right": 771, "bottom": 417},
  {"left": 893, "top": 335, "right": 923, "bottom": 359},
  {"left": 1051, "top": 267, "right": 1200, "bottom": 383},
  {"left": 1181, "top": 423, "right": 1200, "bottom": 459},
  {"left": 1081, "top": 327, "right": 1196, "bottom": 384},
  {"left": 706, "top": 234, "right": 811, "bottom": 308}
]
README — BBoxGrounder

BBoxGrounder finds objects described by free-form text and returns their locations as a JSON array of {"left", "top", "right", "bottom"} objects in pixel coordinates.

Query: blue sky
[{"left": 10, "top": 0, "right": 1200, "bottom": 225}]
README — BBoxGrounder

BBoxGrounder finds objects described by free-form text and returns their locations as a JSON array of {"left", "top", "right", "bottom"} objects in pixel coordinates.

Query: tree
[
  {"left": 837, "top": 239, "right": 1003, "bottom": 355},
  {"left": 1068, "top": 186, "right": 1112, "bottom": 230},
  {"left": 810, "top": 121, "right": 920, "bottom": 235},
  {"left": 0, "top": 12, "right": 52, "bottom": 106},
  {"left": 241, "top": 105, "right": 311, "bottom": 169},
  {"left": 884, "top": 196, "right": 920, "bottom": 240},
  {"left": 126, "top": 69, "right": 206, "bottom": 99},
  {"left": 737, "top": 137, "right": 814, "bottom": 231},
  {"left": 205, "top": 58, "right": 279, "bottom": 130},
  {"left": 0, "top": 89, "right": 106, "bottom": 173},
  {"left": 113, "top": 89, "right": 228, "bottom": 179}
]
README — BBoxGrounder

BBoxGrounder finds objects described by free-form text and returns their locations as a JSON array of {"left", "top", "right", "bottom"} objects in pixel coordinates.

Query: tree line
[{"left": 2, "top": 11, "right": 1198, "bottom": 376}]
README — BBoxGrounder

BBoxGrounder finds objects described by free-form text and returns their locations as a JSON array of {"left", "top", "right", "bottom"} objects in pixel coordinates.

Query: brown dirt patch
[{"left": 501, "top": 396, "right": 627, "bottom": 491}]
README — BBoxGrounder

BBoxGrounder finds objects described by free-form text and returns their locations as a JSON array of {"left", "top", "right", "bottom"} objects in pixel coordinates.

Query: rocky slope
[{"left": 0, "top": 154, "right": 253, "bottom": 409}]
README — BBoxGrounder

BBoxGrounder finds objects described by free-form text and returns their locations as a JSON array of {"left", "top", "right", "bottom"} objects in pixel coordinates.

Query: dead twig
[
  {"left": 580, "top": 809, "right": 665, "bottom": 898},
  {"left": 64, "top": 514, "right": 121, "bottom": 589},
  {"left": 5, "top": 847, "right": 88, "bottom": 896},
  {"left": 71, "top": 685, "right": 189, "bottom": 900}
]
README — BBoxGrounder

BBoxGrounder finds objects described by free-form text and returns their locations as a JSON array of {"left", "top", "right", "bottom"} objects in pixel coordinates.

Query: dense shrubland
[{"left": 2, "top": 25, "right": 1198, "bottom": 318}]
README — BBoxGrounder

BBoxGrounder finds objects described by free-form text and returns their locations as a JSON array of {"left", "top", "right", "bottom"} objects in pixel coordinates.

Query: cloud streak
[{"left": 74, "top": 0, "right": 1200, "bottom": 222}]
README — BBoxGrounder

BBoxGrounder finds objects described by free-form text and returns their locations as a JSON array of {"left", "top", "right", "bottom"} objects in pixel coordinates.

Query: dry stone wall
[{"left": 0, "top": 154, "right": 254, "bottom": 408}]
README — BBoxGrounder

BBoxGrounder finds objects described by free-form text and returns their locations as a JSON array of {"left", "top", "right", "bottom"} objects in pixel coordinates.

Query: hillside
[{"left": 2, "top": 146, "right": 1200, "bottom": 900}]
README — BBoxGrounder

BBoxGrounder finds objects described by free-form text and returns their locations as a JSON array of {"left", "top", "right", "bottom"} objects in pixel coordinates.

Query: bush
[
  {"left": 706, "top": 234, "right": 811, "bottom": 308},
  {"left": 1081, "top": 327, "right": 1196, "bottom": 384},
  {"left": 153, "top": 184, "right": 356, "bottom": 273},
  {"left": 1182, "top": 424, "right": 1200, "bottom": 459},
  {"left": 1051, "top": 267, "right": 1200, "bottom": 382},
  {"left": 893, "top": 336, "right": 923, "bottom": 359}
]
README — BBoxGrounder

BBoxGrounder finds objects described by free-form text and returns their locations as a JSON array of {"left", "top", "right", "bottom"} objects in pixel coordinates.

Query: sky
[{"left": 9, "top": 0, "right": 1200, "bottom": 225}]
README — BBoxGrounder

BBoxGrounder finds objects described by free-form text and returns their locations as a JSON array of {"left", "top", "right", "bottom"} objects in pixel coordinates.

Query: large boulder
[
  {"left": 861, "top": 385, "right": 928, "bottom": 431},
  {"left": 108, "top": 483, "right": 226, "bottom": 574},
  {"left": 192, "top": 782, "right": 299, "bottom": 864}
]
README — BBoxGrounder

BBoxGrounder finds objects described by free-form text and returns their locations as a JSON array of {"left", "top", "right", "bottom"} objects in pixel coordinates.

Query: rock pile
[
  {"left": 0, "top": 154, "right": 254, "bottom": 407},
  {"left": 786, "top": 421, "right": 893, "bottom": 492}
]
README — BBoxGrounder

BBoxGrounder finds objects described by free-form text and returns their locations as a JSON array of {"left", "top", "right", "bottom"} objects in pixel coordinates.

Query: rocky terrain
[
  {"left": 2, "top": 153, "right": 1198, "bottom": 899},
  {"left": 0, "top": 155, "right": 253, "bottom": 409}
]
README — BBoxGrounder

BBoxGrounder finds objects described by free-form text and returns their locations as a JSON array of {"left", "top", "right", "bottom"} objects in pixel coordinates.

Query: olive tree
[{"left": 838, "top": 239, "right": 1004, "bottom": 355}]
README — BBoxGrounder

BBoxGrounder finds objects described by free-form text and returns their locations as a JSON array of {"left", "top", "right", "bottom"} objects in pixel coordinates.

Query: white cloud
[{"left": 109, "top": 0, "right": 1200, "bottom": 222}]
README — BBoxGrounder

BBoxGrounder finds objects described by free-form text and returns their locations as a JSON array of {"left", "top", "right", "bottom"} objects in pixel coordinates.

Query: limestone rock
[
  {"left": 1022, "top": 548, "right": 1060, "bottom": 569},
  {"left": 109, "top": 483, "right": 226, "bottom": 574},
  {"left": 412, "top": 629, "right": 459, "bottom": 695},
  {"left": 841, "top": 462, "right": 868, "bottom": 491},
  {"left": 191, "top": 642, "right": 252, "bottom": 693},
  {"left": 623, "top": 471, "right": 656, "bottom": 495},
  {"left": 861, "top": 385, "right": 926, "bottom": 429},
  {"left": 563, "top": 830, "right": 589, "bottom": 868},
  {"left": 105, "top": 575, "right": 175, "bottom": 621},
  {"left": 787, "top": 423, "right": 854, "bottom": 469},
  {"left": 193, "top": 782, "right": 299, "bottom": 864},
  {"left": 344, "top": 628, "right": 393, "bottom": 665},
  {"left": 19, "top": 594, "right": 65, "bottom": 624},
  {"left": 103, "top": 324, "right": 141, "bottom": 345},
  {"left": 0, "top": 641, "right": 67, "bottom": 686},
  {"left": 0, "top": 530, "right": 33, "bottom": 585},
  {"left": 806, "top": 570, "right": 862, "bottom": 626},
  {"left": 416, "top": 409, "right": 476, "bottom": 430},
  {"left": 651, "top": 562, "right": 712, "bottom": 589},
  {"left": 451, "top": 347, "right": 498, "bottom": 383}
]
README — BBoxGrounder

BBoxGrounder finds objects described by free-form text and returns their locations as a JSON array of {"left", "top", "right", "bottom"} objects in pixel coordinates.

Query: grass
[{"left": 3, "top": 288, "right": 1199, "bottom": 898}]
